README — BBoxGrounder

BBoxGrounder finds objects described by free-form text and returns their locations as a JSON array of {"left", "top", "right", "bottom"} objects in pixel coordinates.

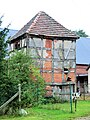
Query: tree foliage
[
  {"left": 0, "top": 51, "right": 45, "bottom": 115},
  {"left": 0, "top": 17, "right": 9, "bottom": 106},
  {"left": 74, "top": 29, "right": 89, "bottom": 37}
]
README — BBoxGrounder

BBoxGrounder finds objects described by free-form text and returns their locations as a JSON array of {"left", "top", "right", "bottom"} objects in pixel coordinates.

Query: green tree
[
  {"left": 3, "top": 51, "right": 45, "bottom": 114},
  {"left": 74, "top": 30, "right": 89, "bottom": 37},
  {"left": 0, "top": 17, "right": 9, "bottom": 106}
]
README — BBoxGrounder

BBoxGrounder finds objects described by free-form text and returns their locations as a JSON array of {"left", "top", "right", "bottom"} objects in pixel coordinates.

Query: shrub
[{"left": 0, "top": 51, "right": 45, "bottom": 115}]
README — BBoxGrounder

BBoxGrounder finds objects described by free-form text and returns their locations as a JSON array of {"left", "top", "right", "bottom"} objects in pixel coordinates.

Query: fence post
[
  {"left": 75, "top": 95, "right": 77, "bottom": 112},
  {"left": 70, "top": 83, "right": 73, "bottom": 113},
  {"left": 83, "top": 82, "right": 85, "bottom": 100},
  {"left": 18, "top": 84, "right": 21, "bottom": 110}
]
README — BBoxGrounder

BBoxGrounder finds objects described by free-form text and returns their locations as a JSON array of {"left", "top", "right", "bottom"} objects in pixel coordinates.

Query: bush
[{"left": 0, "top": 51, "right": 45, "bottom": 115}]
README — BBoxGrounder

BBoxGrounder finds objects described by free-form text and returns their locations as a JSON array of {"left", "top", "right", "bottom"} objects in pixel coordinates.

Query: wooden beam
[{"left": 0, "top": 92, "right": 19, "bottom": 110}]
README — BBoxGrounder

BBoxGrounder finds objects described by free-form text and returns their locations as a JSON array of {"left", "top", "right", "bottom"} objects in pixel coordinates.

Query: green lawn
[{"left": 0, "top": 100, "right": 90, "bottom": 120}]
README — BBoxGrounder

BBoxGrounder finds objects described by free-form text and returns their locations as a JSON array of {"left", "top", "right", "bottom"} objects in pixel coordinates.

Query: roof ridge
[{"left": 26, "top": 11, "right": 42, "bottom": 33}]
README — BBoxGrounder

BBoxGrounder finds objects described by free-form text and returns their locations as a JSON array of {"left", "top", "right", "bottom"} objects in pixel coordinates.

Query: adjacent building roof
[
  {"left": 76, "top": 37, "right": 90, "bottom": 64},
  {"left": 7, "top": 29, "right": 18, "bottom": 40},
  {"left": 11, "top": 11, "right": 78, "bottom": 41},
  {"left": 0, "top": 28, "right": 18, "bottom": 41},
  {"left": 76, "top": 64, "right": 88, "bottom": 76}
]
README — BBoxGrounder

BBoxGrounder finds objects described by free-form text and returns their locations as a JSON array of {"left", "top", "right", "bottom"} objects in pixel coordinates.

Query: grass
[{"left": 0, "top": 100, "right": 90, "bottom": 120}]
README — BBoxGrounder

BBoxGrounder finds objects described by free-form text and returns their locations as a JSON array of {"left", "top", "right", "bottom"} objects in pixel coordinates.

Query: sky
[{"left": 0, "top": 0, "right": 90, "bottom": 36}]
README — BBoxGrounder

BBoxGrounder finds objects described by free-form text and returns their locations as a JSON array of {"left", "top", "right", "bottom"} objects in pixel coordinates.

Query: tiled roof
[
  {"left": 11, "top": 11, "right": 78, "bottom": 40},
  {"left": 76, "top": 64, "right": 88, "bottom": 76}
]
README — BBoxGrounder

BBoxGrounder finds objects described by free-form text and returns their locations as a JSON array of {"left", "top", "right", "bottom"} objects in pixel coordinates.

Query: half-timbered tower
[{"left": 9, "top": 11, "right": 79, "bottom": 95}]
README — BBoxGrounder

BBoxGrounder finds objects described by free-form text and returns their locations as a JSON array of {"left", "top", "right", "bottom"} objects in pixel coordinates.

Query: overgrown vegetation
[{"left": 0, "top": 51, "right": 45, "bottom": 115}]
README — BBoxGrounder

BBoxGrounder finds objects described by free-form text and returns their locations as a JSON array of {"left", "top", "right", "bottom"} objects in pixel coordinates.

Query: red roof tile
[{"left": 11, "top": 11, "right": 78, "bottom": 40}]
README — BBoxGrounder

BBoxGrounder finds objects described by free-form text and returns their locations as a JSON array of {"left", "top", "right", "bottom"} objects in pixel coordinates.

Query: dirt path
[{"left": 75, "top": 116, "right": 90, "bottom": 120}]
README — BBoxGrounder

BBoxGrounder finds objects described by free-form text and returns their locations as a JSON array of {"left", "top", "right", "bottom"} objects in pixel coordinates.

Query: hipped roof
[{"left": 11, "top": 11, "right": 78, "bottom": 41}]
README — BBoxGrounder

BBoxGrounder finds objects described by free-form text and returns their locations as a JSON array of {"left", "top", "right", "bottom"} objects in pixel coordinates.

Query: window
[{"left": 14, "top": 41, "right": 20, "bottom": 49}]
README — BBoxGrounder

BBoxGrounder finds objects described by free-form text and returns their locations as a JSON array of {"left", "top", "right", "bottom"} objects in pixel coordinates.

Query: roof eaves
[{"left": 27, "top": 33, "right": 78, "bottom": 40}]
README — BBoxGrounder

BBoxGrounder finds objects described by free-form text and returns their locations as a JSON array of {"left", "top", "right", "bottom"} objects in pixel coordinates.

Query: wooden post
[
  {"left": 61, "top": 40, "right": 64, "bottom": 101},
  {"left": 62, "top": 40, "right": 64, "bottom": 83},
  {"left": 75, "top": 95, "right": 77, "bottom": 112},
  {"left": 83, "top": 81, "right": 85, "bottom": 100},
  {"left": 18, "top": 84, "right": 21, "bottom": 110},
  {"left": 74, "top": 40, "right": 77, "bottom": 94},
  {"left": 0, "top": 92, "right": 19, "bottom": 110},
  {"left": 70, "top": 83, "right": 73, "bottom": 113},
  {"left": 52, "top": 39, "right": 54, "bottom": 83},
  {"left": 41, "top": 38, "right": 43, "bottom": 75}
]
